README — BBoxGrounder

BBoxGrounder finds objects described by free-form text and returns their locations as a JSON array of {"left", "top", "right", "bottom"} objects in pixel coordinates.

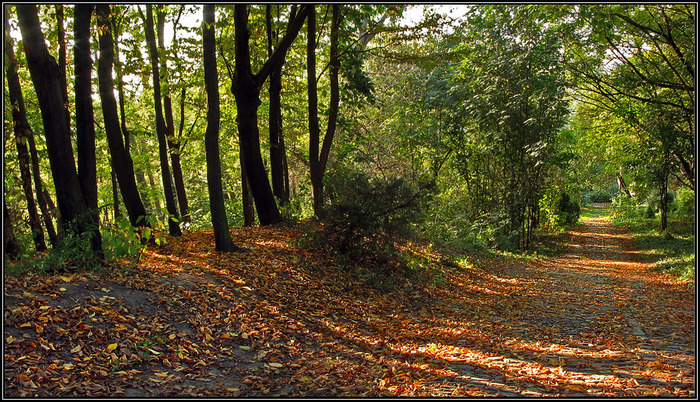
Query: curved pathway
[{"left": 486, "top": 206, "right": 695, "bottom": 396}]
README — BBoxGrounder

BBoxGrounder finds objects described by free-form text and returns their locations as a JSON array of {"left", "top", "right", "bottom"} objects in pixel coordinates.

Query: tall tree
[
  {"left": 95, "top": 4, "right": 149, "bottom": 228},
  {"left": 156, "top": 5, "right": 189, "bottom": 224},
  {"left": 4, "top": 200, "right": 21, "bottom": 260},
  {"left": 231, "top": 4, "right": 311, "bottom": 226},
  {"left": 203, "top": 4, "right": 241, "bottom": 252},
  {"left": 5, "top": 11, "right": 46, "bottom": 251},
  {"left": 307, "top": 5, "right": 342, "bottom": 218},
  {"left": 266, "top": 5, "right": 290, "bottom": 205},
  {"left": 16, "top": 4, "right": 98, "bottom": 249},
  {"left": 74, "top": 4, "right": 102, "bottom": 254},
  {"left": 144, "top": 4, "right": 182, "bottom": 236},
  {"left": 54, "top": 4, "right": 70, "bottom": 131}
]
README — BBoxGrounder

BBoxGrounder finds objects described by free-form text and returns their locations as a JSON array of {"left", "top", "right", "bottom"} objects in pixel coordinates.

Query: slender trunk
[
  {"left": 54, "top": 4, "right": 70, "bottom": 131},
  {"left": 112, "top": 9, "right": 131, "bottom": 156},
  {"left": 5, "top": 13, "right": 46, "bottom": 251},
  {"left": 175, "top": 86, "right": 190, "bottom": 223},
  {"left": 17, "top": 5, "right": 89, "bottom": 234},
  {"left": 307, "top": 6, "right": 323, "bottom": 217},
  {"left": 25, "top": 130, "right": 58, "bottom": 246},
  {"left": 240, "top": 151, "right": 256, "bottom": 226},
  {"left": 74, "top": 4, "right": 103, "bottom": 255},
  {"left": 145, "top": 4, "right": 181, "bottom": 236},
  {"left": 267, "top": 5, "right": 290, "bottom": 205},
  {"left": 96, "top": 4, "right": 149, "bottom": 228},
  {"left": 111, "top": 162, "right": 121, "bottom": 220},
  {"left": 203, "top": 4, "right": 240, "bottom": 251},
  {"left": 4, "top": 200, "right": 21, "bottom": 260},
  {"left": 308, "top": 5, "right": 341, "bottom": 218},
  {"left": 156, "top": 6, "right": 189, "bottom": 224}
]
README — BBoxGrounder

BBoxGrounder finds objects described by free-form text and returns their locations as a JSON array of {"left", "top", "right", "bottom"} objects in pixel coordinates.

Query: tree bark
[
  {"left": 96, "top": 4, "right": 149, "bottom": 228},
  {"left": 5, "top": 12, "right": 47, "bottom": 251},
  {"left": 54, "top": 4, "right": 70, "bottom": 131},
  {"left": 156, "top": 7, "right": 189, "bottom": 224},
  {"left": 231, "top": 5, "right": 310, "bottom": 226},
  {"left": 17, "top": 5, "right": 91, "bottom": 236},
  {"left": 111, "top": 7, "right": 132, "bottom": 156},
  {"left": 74, "top": 4, "right": 103, "bottom": 255},
  {"left": 4, "top": 200, "right": 21, "bottom": 260},
  {"left": 203, "top": 4, "right": 241, "bottom": 252},
  {"left": 267, "top": 5, "right": 290, "bottom": 205},
  {"left": 308, "top": 5, "right": 341, "bottom": 218},
  {"left": 145, "top": 4, "right": 181, "bottom": 236}
]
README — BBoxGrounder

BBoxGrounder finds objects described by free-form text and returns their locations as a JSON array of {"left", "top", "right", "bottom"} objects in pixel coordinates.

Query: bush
[
  {"left": 674, "top": 187, "right": 695, "bottom": 219},
  {"left": 556, "top": 193, "right": 580, "bottom": 227},
  {"left": 583, "top": 188, "right": 616, "bottom": 204},
  {"left": 323, "top": 168, "right": 431, "bottom": 254},
  {"left": 611, "top": 193, "right": 641, "bottom": 222}
]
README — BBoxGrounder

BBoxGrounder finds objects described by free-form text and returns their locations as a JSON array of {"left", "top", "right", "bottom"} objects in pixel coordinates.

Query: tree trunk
[
  {"left": 4, "top": 200, "right": 21, "bottom": 260},
  {"left": 267, "top": 5, "right": 290, "bottom": 205},
  {"left": 96, "top": 4, "right": 149, "bottom": 228},
  {"left": 203, "top": 4, "right": 240, "bottom": 252},
  {"left": 145, "top": 4, "right": 181, "bottom": 236},
  {"left": 157, "top": 6, "right": 189, "bottom": 225},
  {"left": 74, "top": 4, "right": 102, "bottom": 255},
  {"left": 17, "top": 5, "right": 90, "bottom": 235},
  {"left": 54, "top": 4, "right": 70, "bottom": 132},
  {"left": 239, "top": 151, "right": 256, "bottom": 226},
  {"left": 308, "top": 5, "right": 341, "bottom": 218},
  {"left": 111, "top": 8, "right": 132, "bottom": 156},
  {"left": 5, "top": 13, "right": 47, "bottom": 251},
  {"left": 231, "top": 5, "right": 310, "bottom": 226}
]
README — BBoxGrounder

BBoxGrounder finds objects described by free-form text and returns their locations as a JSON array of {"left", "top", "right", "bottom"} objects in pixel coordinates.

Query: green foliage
[
  {"left": 611, "top": 194, "right": 643, "bottom": 223},
  {"left": 323, "top": 168, "right": 431, "bottom": 254},
  {"left": 555, "top": 193, "right": 580, "bottom": 227},
  {"left": 673, "top": 187, "right": 695, "bottom": 219},
  {"left": 10, "top": 220, "right": 102, "bottom": 275},
  {"left": 583, "top": 189, "right": 617, "bottom": 204}
]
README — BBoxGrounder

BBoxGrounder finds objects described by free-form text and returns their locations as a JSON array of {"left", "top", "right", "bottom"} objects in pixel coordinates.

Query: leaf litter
[{"left": 3, "top": 218, "right": 695, "bottom": 397}]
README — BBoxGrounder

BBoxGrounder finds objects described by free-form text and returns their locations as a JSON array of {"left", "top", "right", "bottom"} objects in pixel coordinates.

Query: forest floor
[{"left": 3, "top": 204, "right": 695, "bottom": 397}]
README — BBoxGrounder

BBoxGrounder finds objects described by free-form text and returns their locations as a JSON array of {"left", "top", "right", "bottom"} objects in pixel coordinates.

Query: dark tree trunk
[
  {"left": 110, "top": 161, "right": 121, "bottom": 220},
  {"left": 231, "top": 5, "right": 310, "bottom": 226},
  {"left": 308, "top": 5, "right": 341, "bottom": 218},
  {"left": 240, "top": 152, "right": 256, "bottom": 226},
  {"left": 54, "top": 4, "right": 70, "bottom": 131},
  {"left": 174, "top": 86, "right": 190, "bottom": 223},
  {"left": 4, "top": 200, "right": 21, "bottom": 260},
  {"left": 5, "top": 13, "right": 47, "bottom": 252},
  {"left": 145, "top": 4, "right": 181, "bottom": 236},
  {"left": 96, "top": 4, "right": 149, "bottom": 228},
  {"left": 202, "top": 4, "right": 240, "bottom": 252},
  {"left": 267, "top": 5, "right": 290, "bottom": 205},
  {"left": 156, "top": 9, "right": 189, "bottom": 225},
  {"left": 74, "top": 4, "right": 103, "bottom": 255},
  {"left": 17, "top": 5, "right": 90, "bottom": 235},
  {"left": 111, "top": 8, "right": 132, "bottom": 156}
]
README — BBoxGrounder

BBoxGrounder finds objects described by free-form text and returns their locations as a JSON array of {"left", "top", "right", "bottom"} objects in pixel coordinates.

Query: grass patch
[{"left": 618, "top": 217, "right": 695, "bottom": 284}]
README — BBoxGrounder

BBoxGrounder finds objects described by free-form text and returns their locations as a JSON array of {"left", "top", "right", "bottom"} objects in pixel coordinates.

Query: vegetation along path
[{"left": 4, "top": 206, "right": 695, "bottom": 397}]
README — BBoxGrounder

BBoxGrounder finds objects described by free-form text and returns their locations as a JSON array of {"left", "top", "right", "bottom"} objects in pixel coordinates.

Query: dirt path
[{"left": 467, "top": 206, "right": 695, "bottom": 396}]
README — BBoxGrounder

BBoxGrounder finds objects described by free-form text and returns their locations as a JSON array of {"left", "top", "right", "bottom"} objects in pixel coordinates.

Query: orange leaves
[{"left": 3, "top": 222, "right": 696, "bottom": 397}]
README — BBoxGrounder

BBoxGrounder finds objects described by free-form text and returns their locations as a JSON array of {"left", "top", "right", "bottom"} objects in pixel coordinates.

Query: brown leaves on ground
[{"left": 3, "top": 216, "right": 695, "bottom": 397}]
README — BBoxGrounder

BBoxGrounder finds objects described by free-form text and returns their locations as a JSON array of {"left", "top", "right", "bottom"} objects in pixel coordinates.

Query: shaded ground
[{"left": 3, "top": 205, "right": 695, "bottom": 397}]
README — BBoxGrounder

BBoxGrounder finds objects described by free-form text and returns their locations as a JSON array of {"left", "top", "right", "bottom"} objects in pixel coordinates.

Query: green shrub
[
  {"left": 611, "top": 193, "right": 641, "bottom": 223},
  {"left": 583, "top": 189, "right": 616, "bottom": 204},
  {"left": 556, "top": 193, "right": 580, "bottom": 227},
  {"left": 323, "top": 168, "right": 431, "bottom": 254},
  {"left": 674, "top": 187, "right": 695, "bottom": 219}
]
